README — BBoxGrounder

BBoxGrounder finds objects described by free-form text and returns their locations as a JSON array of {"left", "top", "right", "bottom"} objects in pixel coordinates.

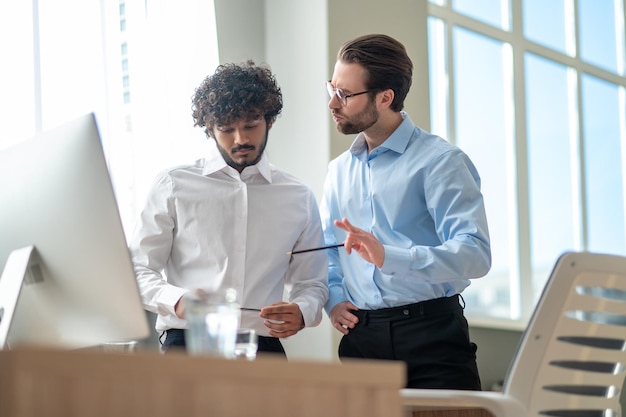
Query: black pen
[{"left": 286, "top": 243, "right": 345, "bottom": 256}]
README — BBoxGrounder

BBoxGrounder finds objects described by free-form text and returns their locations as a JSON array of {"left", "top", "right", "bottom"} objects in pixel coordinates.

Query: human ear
[{"left": 379, "top": 89, "right": 395, "bottom": 108}]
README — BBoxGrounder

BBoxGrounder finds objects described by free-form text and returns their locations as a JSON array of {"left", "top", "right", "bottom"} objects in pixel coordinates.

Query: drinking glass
[
  {"left": 234, "top": 328, "right": 258, "bottom": 361},
  {"left": 184, "top": 287, "right": 240, "bottom": 358}
]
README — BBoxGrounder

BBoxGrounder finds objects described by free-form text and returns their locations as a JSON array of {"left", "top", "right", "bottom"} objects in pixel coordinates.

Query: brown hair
[{"left": 338, "top": 34, "right": 413, "bottom": 112}]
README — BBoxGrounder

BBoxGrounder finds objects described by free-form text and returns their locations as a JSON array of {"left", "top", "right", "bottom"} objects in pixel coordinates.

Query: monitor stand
[{"left": 0, "top": 245, "right": 35, "bottom": 349}]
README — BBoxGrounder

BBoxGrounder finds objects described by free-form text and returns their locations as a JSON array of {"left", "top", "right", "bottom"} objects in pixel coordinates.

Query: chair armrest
[{"left": 400, "top": 388, "right": 526, "bottom": 417}]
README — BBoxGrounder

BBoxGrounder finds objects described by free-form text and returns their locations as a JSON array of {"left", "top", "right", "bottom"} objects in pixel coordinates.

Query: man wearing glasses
[{"left": 320, "top": 34, "right": 491, "bottom": 389}]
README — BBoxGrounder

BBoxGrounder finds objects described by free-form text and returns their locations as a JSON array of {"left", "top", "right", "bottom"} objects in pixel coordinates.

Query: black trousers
[
  {"left": 160, "top": 328, "right": 286, "bottom": 359},
  {"left": 339, "top": 295, "right": 482, "bottom": 390}
]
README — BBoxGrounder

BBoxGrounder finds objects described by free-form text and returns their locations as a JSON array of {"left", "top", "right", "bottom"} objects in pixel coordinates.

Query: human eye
[
  {"left": 216, "top": 125, "right": 234, "bottom": 134},
  {"left": 244, "top": 119, "right": 262, "bottom": 130}
]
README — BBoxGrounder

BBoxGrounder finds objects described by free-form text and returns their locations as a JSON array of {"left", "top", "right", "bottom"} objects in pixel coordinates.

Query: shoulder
[
  {"left": 412, "top": 129, "right": 469, "bottom": 163},
  {"left": 157, "top": 160, "right": 204, "bottom": 180},
  {"left": 327, "top": 148, "right": 354, "bottom": 170},
  {"left": 268, "top": 163, "right": 315, "bottom": 191},
  {"left": 148, "top": 161, "right": 204, "bottom": 193}
]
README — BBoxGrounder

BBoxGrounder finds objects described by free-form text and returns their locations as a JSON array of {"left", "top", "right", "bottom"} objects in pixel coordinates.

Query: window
[
  {"left": 0, "top": 0, "right": 219, "bottom": 237},
  {"left": 428, "top": 0, "right": 626, "bottom": 326}
]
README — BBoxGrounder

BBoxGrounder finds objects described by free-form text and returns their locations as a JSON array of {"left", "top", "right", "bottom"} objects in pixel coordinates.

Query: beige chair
[{"left": 403, "top": 251, "right": 626, "bottom": 417}]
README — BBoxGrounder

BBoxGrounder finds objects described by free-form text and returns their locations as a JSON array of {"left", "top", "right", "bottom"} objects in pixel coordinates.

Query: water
[
  {"left": 234, "top": 342, "right": 257, "bottom": 360},
  {"left": 234, "top": 328, "right": 257, "bottom": 360},
  {"left": 184, "top": 289, "right": 241, "bottom": 358}
]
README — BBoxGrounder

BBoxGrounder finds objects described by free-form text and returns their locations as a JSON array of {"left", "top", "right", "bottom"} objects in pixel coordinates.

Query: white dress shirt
[{"left": 129, "top": 140, "right": 328, "bottom": 337}]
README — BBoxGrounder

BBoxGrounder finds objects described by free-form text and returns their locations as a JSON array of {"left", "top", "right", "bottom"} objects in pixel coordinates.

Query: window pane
[
  {"left": 523, "top": 0, "right": 568, "bottom": 54},
  {"left": 38, "top": 0, "right": 106, "bottom": 130},
  {"left": 581, "top": 75, "right": 626, "bottom": 254},
  {"left": 452, "top": 0, "right": 509, "bottom": 30},
  {"left": 525, "top": 54, "right": 577, "bottom": 297},
  {"left": 0, "top": 1, "right": 35, "bottom": 147},
  {"left": 451, "top": 27, "right": 513, "bottom": 318},
  {"left": 578, "top": 0, "right": 621, "bottom": 73},
  {"left": 428, "top": 17, "right": 449, "bottom": 139}
]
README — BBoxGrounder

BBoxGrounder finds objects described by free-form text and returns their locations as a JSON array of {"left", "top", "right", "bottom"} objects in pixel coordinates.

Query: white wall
[{"left": 263, "top": 0, "right": 334, "bottom": 360}]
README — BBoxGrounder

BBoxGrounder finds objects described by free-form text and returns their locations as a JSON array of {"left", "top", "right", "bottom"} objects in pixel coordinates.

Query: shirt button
[{"left": 403, "top": 309, "right": 409, "bottom": 316}]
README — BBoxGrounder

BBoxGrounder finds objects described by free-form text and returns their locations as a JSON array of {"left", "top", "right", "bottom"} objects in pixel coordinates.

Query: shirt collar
[
  {"left": 202, "top": 139, "right": 273, "bottom": 183},
  {"left": 349, "top": 111, "right": 414, "bottom": 157}
]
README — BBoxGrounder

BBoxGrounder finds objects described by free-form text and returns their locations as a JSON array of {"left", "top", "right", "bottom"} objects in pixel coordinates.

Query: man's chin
[
  {"left": 230, "top": 155, "right": 260, "bottom": 170},
  {"left": 337, "top": 124, "right": 358, "bottom": 135}
]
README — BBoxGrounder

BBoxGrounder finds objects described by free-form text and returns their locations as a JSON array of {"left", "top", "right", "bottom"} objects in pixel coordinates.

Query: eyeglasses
[{"left": 325, "top": 81, "right": 370, "bottom": 106}]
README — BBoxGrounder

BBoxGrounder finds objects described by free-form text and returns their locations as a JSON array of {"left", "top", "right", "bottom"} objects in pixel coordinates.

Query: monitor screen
[{"left": 0, "top": 113, "right": 149, "bottom": 349}]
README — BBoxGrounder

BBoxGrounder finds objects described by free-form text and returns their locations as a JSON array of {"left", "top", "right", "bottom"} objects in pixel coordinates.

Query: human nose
[
  {"left": 328, "top": 91, "right": 341, "bottom": 110},
  {"left": 326, "top": 82, "right": 341, "bottom": 109},
  {"left": 233, "top": 128, "right": 249, "bottom": 145}
]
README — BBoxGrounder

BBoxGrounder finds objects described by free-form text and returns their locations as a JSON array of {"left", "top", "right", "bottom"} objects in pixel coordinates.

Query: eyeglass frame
[{"left": 325, "top": 81, "right": 371, "bottom": 106}]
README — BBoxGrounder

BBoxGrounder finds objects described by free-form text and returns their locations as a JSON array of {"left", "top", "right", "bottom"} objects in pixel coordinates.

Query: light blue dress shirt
[{"left": 320, "top": 113, "right": 491, "bottom": 313}]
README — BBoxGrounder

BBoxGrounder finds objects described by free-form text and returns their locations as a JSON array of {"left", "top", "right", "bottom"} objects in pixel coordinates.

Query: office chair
[{"left": 402, "top": 251, "right": 626, "bottom": 417}]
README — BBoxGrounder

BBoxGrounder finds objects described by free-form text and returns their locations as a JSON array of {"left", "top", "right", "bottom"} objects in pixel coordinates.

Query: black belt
[
  {"left": 352, "top": 294, "right": 462, "bottom": 324},
  {"left": 163, "top": 328, "right": 278, "bottom": 342}
]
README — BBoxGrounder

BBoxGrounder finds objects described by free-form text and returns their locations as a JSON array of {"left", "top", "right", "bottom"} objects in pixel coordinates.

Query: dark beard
[
  {"left": 215, "top": 126, "right": 269, "bottom": 171},
  {"left": 336, "top": 100, "right": 379, "bottom": 135}
]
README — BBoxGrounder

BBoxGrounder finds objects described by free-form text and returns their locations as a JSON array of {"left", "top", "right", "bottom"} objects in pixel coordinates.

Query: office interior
[
  {"left": 141, "top": 0, "right": 626, "bottom": 405},
  {"left": 2, "top": 0, "right": 626, "bottom": 410}
]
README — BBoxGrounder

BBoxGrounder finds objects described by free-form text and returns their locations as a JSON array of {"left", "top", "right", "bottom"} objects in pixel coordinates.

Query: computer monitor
[{"left": 0, "top": 113, "right": 150, "bottom": 349}]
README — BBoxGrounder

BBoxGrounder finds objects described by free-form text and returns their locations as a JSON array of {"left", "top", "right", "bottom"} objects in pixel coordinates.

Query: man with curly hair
[{"left": 129, "top": 61, "right": 328, "bottom": 357}]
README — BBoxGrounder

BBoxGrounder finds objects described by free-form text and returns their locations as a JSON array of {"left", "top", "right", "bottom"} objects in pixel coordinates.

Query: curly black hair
[{"left": 191, "top": 60, "right": 283, "bottom": 137}]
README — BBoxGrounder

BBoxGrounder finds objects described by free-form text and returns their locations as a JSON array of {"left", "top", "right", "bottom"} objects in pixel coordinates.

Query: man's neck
[{"left": 363, "top": 112, "right": 403, "bottom": 153}]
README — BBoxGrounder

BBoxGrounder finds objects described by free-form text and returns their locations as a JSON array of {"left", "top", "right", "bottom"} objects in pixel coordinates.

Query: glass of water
[
  {"left": 234, "top": 328, "right": 258, "bottom": 360},
  {"left": 184, "top": 287, "right": 240, "bottom": 358}
]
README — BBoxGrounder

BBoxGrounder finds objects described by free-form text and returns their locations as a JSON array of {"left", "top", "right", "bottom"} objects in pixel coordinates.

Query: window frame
[{"left": 427, "top": 0, "right": 626, "bottom": 330}]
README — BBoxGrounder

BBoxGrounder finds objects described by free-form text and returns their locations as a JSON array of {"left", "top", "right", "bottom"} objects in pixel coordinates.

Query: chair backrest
[{"left": 503, "top": 251, "right": 626, "bottom": 417}]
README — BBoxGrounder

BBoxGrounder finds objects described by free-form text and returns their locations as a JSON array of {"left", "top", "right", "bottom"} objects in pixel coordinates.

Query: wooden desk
[
  {"left": 410, "top": 409, "right": 493, "bottom": 417},
  {"left": 0, "top": 348, "right": 405, "bottom": 417}
]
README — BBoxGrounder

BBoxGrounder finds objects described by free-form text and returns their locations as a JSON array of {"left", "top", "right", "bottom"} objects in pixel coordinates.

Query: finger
[
  {"left": 260, "top": 302, "right": 290, "bottom": 315},
  {"left": 341, "top": 217, "right": 354, "bottom": 229},
  {"left": 334, "top": 321, "right": 349, "bottom": 335},
  {"left": 341, "top": 315, "right": 358, "bottom": 328},
  {"left": 269, "top": 328, "right": 298, "bottom": 338},
  {"left": 333, "top": 219, "right": 348, "bottom": 232},
  {"left": 342, "top": 308, "right": 359, "bottom": 325},
  {"left": 265, "top": 319, "right": 299, "bottom": 337},
  {"left": 341, "top": 217, "right": 361, "bottom": 233},
  {"left": 344, "top": 240, "right": 353, "bottom": 254},
  {"left": 262, "top": 312, "right": 292, "bottom": 323},
  {"left": 264, "top": 318, "right": 287, "bottom": 329}
]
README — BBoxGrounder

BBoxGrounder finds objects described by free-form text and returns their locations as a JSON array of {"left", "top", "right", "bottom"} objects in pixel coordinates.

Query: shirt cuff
[
  {"left": 160, "top": 286, "right": 189, "bottom": 316},
  {"left": 324, "top": 288, "right": 346, "bottom": 315},
  {"left": 379, "top": 244, "right": 413, "bottom": 276}
]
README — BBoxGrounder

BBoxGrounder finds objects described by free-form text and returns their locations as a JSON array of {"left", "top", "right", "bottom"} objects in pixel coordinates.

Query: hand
[
  {"left": 260, "top": 302, "right": 305, "bottom": 338},
  {"left": 334, "top": 217, "right": 385, "bottom": 268},
  {"left": 174, "top": 297, "right": 185, "bottom": 319},
  {"left": 329, "top": 301, "right": 359, "bottom": 335}
]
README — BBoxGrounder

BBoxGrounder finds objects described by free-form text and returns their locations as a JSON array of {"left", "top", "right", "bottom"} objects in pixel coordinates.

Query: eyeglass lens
[
  {"left": 326, "top": 82, "right": 370, "bottom": 106},
  {"left": 326, "top": 82, "right": 347, "bottom": 105}
]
